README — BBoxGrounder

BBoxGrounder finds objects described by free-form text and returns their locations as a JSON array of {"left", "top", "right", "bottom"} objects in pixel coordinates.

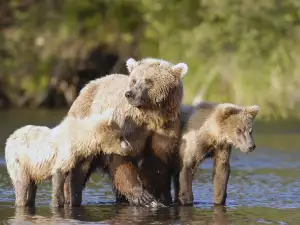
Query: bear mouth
[
  {"left": 126, "top": 98, "right": 144, "bottom": 108},
  {"left": 240, "top": 147, "right": 253, "bottom": 153}
]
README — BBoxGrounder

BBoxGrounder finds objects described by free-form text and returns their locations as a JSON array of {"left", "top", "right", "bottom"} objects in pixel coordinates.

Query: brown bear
[
  {"left": 175, "top": 102, "right": 260, "bottom": 205},
  {"left": 5, "top": 109, "right": 132, "bottom": 207},
  {"left": 65, "top": 57, "right": 188, "bottom": 207}
]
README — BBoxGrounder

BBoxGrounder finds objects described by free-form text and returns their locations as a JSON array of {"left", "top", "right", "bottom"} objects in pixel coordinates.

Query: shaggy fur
[
  {"left": 65, "top": 57, "right": 187, "bottom": 206},
  {"left": 176, "top": 102, "right": 260, "bottom": 205},
  {"left": 5, "top": 109, "right": 131, "bottom": 207}
]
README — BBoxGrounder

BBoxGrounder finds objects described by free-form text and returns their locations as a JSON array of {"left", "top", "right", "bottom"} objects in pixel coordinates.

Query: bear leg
[
  {"left": 14, "top": 179, "right": 30, "bottom": 207},
  {"left": 69, "top": 166, "right": 87, "bottom": 206},
  {"left": 109, "top": 155, "right": 164, "bottom": 207},
  {"left": 178, "top": 166, "right": 194, "bottom": 205},
  {"left": 11, "top": 168, "right": 31, "bottom": 207},
  {"left": 63, "top": 174, "right": 71, "bottom": 205},
  {"left": 51, "top": 170, "right": 65, "bottom": 207},
  {"left": 63, "top": 157, "right": 99, "bottom": 206},
  {"left": 159, "top": 184, "right": 172, "bottom": 206},
  {"left": 172, "top": 173, "right": 180, "bottom": 204},
  {"left": 212, "top": 145, "right": 231, "bottom": 205},
  {"left": 148, "top": 168, "right": 172, "bottom": 205},
  {"left": 26, "top": 180, "right": 37, "bottom": 207}
]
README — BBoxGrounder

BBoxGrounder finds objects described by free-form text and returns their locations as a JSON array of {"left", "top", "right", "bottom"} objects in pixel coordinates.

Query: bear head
[
  {"left": 124, "top": 58, "right": 188, "bottom": 111},
  {"left": 214, "top": 103, "right": 260, "bottom": 153}
]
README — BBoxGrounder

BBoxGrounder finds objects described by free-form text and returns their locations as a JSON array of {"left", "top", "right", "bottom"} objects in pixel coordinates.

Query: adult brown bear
[{"left": 64, "top": 57, "right": 188, "bottom": 206}]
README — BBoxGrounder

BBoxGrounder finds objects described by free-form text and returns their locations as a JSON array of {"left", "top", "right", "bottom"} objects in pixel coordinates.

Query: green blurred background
[{"left": 1, "top": 0, "right": 300, "bottom": 120}]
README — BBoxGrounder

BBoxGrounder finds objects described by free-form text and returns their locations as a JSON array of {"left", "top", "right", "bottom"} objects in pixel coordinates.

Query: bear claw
[{"left": 130, "top": 190, "right": 166, "bottom": 208}]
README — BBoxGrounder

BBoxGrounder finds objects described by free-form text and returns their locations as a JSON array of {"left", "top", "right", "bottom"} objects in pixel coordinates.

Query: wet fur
[
  {"left": 65, "top": 57, "right": 187, "bottom": 207},
  {"left": 5, "top": 110, "right": 129, "bottom": 207},
  {"left": 175, "top": 101, "right": 260, "bottom": 205}
]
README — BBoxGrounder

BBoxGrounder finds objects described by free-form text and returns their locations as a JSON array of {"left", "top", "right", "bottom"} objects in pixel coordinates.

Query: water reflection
[
  {"left": 212, "top": 206, "right": 229, "bottom": 225},
  {"left": 9, "top": 205, "right": 114, "bottom": 224},
  {"left": 6, "top": 205, "right": 231, "bottom": 225},
  {"left": 8, "top": 207, "right": 45, "bottom": 225}
]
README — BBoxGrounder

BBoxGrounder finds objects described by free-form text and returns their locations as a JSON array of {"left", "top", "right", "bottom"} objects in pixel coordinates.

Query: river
[{"left": 0, "top": 109, "right": 299, "bottom": 224}]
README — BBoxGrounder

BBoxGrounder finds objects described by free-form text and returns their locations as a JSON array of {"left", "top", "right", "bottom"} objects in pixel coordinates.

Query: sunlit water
[{"left": 0, "top": 109, "right": 300, "bottom": 224}]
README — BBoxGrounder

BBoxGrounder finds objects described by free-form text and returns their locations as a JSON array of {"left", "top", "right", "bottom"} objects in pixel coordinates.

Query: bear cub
[
  {"left": 5, "top": 109, "right": 131, "bottom": 207},
  {"left": 177, "top": 103, "right": 260, "bottom": 205}
]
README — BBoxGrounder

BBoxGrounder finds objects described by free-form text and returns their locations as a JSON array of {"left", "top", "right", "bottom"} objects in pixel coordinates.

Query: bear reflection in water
[{"left": 9, "top": 205, "right": 230, "bottom": 225}]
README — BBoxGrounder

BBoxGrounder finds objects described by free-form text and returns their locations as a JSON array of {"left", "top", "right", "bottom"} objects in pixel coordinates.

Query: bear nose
[
  {"left": 125, "top": 91, "right": 135, "bottom": 99},
  {"left": 249, "top": 144, "right": 256, "bottom": 151}
]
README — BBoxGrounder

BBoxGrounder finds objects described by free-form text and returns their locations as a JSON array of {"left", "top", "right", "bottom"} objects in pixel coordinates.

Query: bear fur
[
  {"left": 65, "top": 57, "right": 188, "bottom": 206},
  {"left": 176, "top": 102, "right": 260, "bottom": 205},
  {"left": 5, "top": 109, "right": 131, "bottom": 207}
]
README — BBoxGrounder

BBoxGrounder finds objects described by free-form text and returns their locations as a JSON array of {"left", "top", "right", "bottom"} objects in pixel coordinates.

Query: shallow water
[{"left": 0, "top": 109, "right": 300, "bottom": 224}]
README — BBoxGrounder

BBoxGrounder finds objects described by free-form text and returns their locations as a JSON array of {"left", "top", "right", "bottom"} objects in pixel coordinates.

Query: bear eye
[
  {"left": 236, "top": 128, "right": 242, "bottom": 135},
  {"left": 145, "top": 78, "right": 153, "bottom": 87}
]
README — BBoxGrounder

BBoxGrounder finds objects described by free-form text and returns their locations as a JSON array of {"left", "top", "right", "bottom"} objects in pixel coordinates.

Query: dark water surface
[{"left": 0, "top": 109, "right": 300, "bottom": 224}]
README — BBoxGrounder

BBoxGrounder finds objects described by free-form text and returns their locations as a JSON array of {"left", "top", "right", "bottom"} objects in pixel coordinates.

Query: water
[{"left": 0, "top": 109, "right": 300, "bottom": 224}]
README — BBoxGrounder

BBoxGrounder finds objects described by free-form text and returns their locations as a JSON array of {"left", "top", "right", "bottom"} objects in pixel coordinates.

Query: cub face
[{"left": 217, "top": 104, "right": 260, "bottom": 153}]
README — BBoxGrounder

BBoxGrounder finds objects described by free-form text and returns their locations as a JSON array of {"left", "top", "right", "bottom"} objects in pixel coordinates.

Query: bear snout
[
  {"left": 249, "top": 143, "right": 256, "bottom": 152},
  {"left": 125, "top": 90, "right": 135, "bottom": 99},
  {"left": 240, "top": 143, "right": 256, "bottom": 153}
]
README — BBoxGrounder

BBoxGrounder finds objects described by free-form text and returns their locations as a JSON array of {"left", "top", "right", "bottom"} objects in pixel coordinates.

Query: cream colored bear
[
  {"left": 176, "top": 102, "right": 260, "bottom": 205},
  {"left": 5, "top": 109, "right": 131, "bottom": 207}
]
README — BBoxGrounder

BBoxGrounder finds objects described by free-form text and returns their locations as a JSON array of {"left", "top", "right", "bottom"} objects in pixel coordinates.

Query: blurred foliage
[{"left": 1, "top": 0, "right": 300, "bottom": 119}]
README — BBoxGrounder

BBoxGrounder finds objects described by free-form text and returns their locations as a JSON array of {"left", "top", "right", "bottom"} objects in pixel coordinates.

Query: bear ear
[
  {"left": 247, "top": 105, "right": 260, "bottom": 118},
  {"left": 126, "top": 58, "right": 138, "bottom": 73},
  {"left": 218, "top": 103, "right": 241, "bottom": 120},
  {"left": 172, "top": 63, "right": 188, "bottom": 79}
]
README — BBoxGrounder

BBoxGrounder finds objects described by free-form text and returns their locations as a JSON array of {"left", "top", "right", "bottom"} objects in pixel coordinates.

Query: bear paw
[
  {"left": 130, "top": 189, "right": 166, "bottom": 208},
  {"left": 179, "top": 198, "right": 194, "bottom": 206},
  {"left": 179, "top": 192, "right": 194, "bottom": 206}
]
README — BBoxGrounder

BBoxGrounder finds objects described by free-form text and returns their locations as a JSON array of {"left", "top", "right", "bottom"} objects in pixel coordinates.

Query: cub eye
[
  {"left": 249, "top": 128, "right": 253, "bottom": 135},
  {"left": 145, "top": 79, "right": 153, "bottom": 87},
  {"left": 236, "top": 128, "right": 242, "bottom": 135},
  {"left": 131, "top": 79, "right": 137, "bottom": 85}
]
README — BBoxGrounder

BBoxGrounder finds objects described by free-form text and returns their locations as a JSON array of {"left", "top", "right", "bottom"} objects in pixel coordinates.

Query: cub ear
[
  {"left": 126, "top": 58, "right": 138, "bottom": 74},
  {"left": 217, "top": 103, "right": 241, "bottom": 120},
  {"left": 172, "top": 63, "right": 188, "bottom": 79},
  {"left": 247, "top": 105, "right": 260, "bottom": 118}
]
